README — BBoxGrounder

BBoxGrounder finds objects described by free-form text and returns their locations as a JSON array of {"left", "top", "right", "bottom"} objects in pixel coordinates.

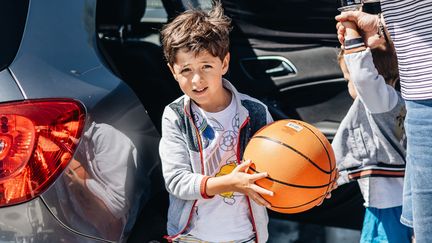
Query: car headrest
[{"left": 97, "top": 0, "right": 146, "bottom": 26}]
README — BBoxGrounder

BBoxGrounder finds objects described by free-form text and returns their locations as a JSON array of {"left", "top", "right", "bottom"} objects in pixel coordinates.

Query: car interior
[{"left": 95, "top": 0, "right": 365, "bottom": 242}]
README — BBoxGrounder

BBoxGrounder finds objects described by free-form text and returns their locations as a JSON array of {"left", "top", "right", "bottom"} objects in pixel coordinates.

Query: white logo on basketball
[{"left": 286, "top": 122, "right": 303, "bottom": 132}]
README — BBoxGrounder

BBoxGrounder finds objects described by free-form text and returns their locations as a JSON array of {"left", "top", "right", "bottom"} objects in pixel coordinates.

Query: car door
[
  {"left": 219, "top": 0, "right": 364, "bottom": 234},
  {"left": 222, "top": 0, "right": 351, "bottom": 140}
]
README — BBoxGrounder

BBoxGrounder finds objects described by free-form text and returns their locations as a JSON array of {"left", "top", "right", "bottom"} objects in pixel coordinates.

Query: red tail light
[{"left": 0, "top": 99, "right": 85, "bottom": 207}]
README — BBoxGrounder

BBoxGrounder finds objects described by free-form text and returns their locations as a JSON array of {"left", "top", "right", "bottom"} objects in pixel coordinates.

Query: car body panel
[
  {"left": 0, "top": 69, "right": 24, "bottom": 102},
  {"left": 218, "top": 0, "right": 365, "bottom": 232},
  {"left": 0, "top": 197, "right": 110, "bottom": 242},
  {"left": 0, "top": 0, "right": 163, "bottom": 242},
  {"left": 9, "top": 0, "right": 117, "bottom": 108}
]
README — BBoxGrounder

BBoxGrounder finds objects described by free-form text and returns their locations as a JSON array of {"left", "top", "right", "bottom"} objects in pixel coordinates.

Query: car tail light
[{"left": 0, "top": 99, "right": 85, "bottom": 207}]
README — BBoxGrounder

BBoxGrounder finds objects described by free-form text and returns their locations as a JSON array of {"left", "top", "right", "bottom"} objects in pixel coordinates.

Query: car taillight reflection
[{"left": 0, "top": 99, "right": 85, "bottom": 207}]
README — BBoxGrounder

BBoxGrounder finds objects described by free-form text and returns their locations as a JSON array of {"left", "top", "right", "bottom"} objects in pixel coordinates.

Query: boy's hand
[
  {"left": 228, "top": 160, "right": 274, "bottom": 208},
  {"left": 316, "top": 169, "right": 339, "bottom": 206}
]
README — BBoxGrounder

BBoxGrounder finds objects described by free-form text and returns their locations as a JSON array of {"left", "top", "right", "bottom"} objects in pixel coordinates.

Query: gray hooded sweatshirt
[
  {"left": 159, "top": 79, "right": 273, "bottom": 242},
  {"left": 332, "top": 49, "right": 406, "bottom": 208}
]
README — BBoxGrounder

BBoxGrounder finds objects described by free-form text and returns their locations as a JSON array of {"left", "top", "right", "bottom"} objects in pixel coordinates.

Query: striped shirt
[{"left": 381, "top": 0, "right": 432, "bottom": 100}]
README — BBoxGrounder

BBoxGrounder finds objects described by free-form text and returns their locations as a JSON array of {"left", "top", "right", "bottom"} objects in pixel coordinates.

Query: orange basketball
[{"left": 243, "top": 119, "right": 336, "bottom": 214}]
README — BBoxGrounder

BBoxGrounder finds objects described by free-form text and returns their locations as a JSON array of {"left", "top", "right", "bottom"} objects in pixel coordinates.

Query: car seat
[{"left": 96, "top": 0, "right": 181, "bottom": 134}]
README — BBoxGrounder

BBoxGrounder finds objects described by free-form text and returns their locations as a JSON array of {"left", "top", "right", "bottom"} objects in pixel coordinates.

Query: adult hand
[
  {"left": 229, "top": 160, "right": 273, "bottom": 208},
  {"left": 336, "top": 10, "right": 384, "bottom": 48}
]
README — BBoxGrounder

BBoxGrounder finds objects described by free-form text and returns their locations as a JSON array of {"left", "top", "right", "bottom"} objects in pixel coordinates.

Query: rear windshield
[
  {"left": 0, "top": 1, "right": 29, "bottom": 70},
  {"left": 222, "top": 0, "right": 340, "bottom": 44}
]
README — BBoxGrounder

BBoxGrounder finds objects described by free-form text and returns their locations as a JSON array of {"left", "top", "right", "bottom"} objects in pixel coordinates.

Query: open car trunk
[{"left": 95, "top": 0, "right": 365, "bottom": 242}]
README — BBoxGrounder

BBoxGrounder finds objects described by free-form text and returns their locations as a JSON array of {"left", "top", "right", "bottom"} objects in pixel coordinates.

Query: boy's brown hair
[
  {"left": 160, "top": 1, "right": 232, "bottom": 66},
  {"left": 338, "top": 41, "right": 399, "bottom": 87},
  {"left": 370, "top": 42, "right": 399, "bottom": 87}
]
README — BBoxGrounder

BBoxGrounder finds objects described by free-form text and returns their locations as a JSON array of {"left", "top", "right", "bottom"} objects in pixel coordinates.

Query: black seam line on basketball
[
  {"left": 252, "top": 135, "right": 332, "bottom": 174},
  {"left": 299, "top": 122, "right": 337, "bottom": 199},
  {"left": 249, "top": 167, "right": 330, "bottom": 189},
  {"left": 271, "top": 194, "right": 325, "bottom": 209},
  {"left": 300, "top": 124, "right": 334, "bottom": 171}
]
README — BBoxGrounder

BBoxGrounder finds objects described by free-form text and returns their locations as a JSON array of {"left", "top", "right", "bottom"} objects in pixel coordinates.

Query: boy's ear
[
  {"left": 167, "top": 63, "right": 178, "bottom": 80},
  {"left": 222, "top": 52, "right": 230, "bottom": 75}
]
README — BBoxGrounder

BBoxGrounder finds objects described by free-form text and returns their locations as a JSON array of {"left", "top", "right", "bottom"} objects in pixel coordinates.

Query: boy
[
  {"left": 332, "top": 22, "right": 412, "bottom": 242},
  {"left": 158, "top": 2, "right": 273, "bottom": 242}
]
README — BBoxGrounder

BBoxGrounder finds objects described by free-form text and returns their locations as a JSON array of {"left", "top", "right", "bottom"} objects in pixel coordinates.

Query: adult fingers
[
  {"left": 366, "top": 35, "right": 386, "bottom": 49},
  {"left": 335, "top": 11, "right": 360, "bottom": 23},
  {"left": 250, "top": 183, "right": 274, "bottom": 197}
]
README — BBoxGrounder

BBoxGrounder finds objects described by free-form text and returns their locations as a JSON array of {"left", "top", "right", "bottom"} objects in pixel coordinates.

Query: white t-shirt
[{"left": 188, "top": 96, "right": 253, "bottom": 242}]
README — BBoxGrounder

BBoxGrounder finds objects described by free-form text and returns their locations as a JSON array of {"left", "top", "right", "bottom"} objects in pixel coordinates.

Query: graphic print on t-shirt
[
  {"left": 215, "top": 162, "right": 237, "bottom": 205},
  {"left": 191, "top": 101, "right": 247, "bottom": 205},
  {"left": 188, "top": 99, "right": 253, "bottom": 241},
  {"left": 193, "top": 111, "right": 214, "bottom": 148},
  {"left": 232, "top": 113, "right": 240, "bottom": 133},
  {"left": 208, "top": 117, "right": 224, "bottom": 132}
]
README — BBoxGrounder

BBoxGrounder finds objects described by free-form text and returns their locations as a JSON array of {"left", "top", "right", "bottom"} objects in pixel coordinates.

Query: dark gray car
[{"left": 0, "top": 0, "right": 163, "bottom": 242}]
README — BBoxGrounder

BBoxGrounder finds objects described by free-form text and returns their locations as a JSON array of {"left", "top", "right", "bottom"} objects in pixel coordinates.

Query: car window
[
  {"left": 141, "top": 0, "right": 212, "bottom": 23},
  {"left": 141, "top": 0, "right": 168, "bottom": 23},
  {"left": 0, "top": 1, "right": 29, "bottom": 71},
  {"left": 221, "top": 0, "right": 340, "bottom": 43}
]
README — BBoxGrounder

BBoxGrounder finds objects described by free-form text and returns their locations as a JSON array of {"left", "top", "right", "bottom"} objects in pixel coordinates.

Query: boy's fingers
[
  {"left": 336, "top": 21, "right": 344, "bottom": 31},
  {"left": 234, "top": 159, "right": 252, "bottom": 172},
  {"left": 249, "top": 192, "right": 271, "bottom": 208},
  {"left": 336, "top": 23, "right": 347, "bottom": 46},
  {"left": 337, "top": 24, "right": 345, "bottom": 36},
  {"left": 317, "top": 189, "right": 334, "bottom": 207},
  {"left": 249, "top": 172, "right": 268, "bottom": 180},
  {"left": 332, "top": 182, "right": 339, "bottom": 190},
  {"left": 338, "top": 34, "right": 345, "bottom": 46},
  {"left": 250, "top": 184, "right": 274, "bottom": 197}
]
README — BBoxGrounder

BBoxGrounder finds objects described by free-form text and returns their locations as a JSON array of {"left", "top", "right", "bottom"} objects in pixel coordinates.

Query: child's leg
[
  {"left": 361, "top": 206, "right": 413, "bottom": 243},
  {"left": 360, "top": 207, "right": 379, "bottom": 242}
]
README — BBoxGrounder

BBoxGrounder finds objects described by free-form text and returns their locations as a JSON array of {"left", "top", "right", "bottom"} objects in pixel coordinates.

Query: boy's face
[
  {"left": 168, "top": 49, "right": 231, "bottom": 112},
  {"left": 339, "top": 59, "right": 357, "bottom": 100}
]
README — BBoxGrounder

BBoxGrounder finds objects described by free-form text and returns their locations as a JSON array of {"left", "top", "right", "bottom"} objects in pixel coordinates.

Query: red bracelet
[{"left": 200, "top": 176, "right": 214, "bottom": 199}]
